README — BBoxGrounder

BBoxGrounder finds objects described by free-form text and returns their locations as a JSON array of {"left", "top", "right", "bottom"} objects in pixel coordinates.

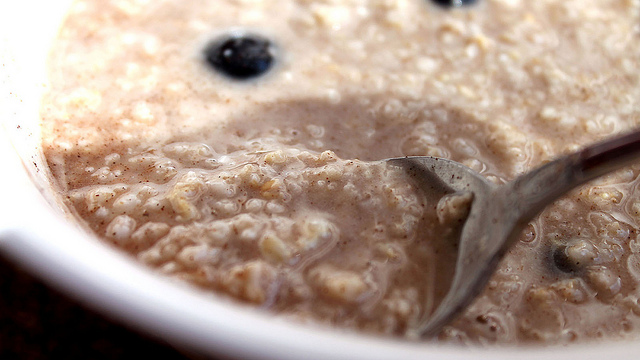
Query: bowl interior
[{"left": 0, "top": 1, "right": 638, "bottom": 359}]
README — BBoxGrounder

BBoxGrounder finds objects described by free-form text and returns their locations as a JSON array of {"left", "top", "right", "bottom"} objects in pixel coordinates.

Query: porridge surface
[{"left": 41, "top": 0, "right": 640, "bottom": 344}]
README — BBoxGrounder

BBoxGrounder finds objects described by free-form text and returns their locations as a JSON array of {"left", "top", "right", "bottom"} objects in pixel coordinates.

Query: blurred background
[{"left": 0, "top": 254, "right": 190, "bottom": 359}]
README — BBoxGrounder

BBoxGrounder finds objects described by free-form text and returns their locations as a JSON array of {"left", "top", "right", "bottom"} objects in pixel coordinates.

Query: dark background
[{"left": 0, "top": 253, "right": 191, "bottom": 359}]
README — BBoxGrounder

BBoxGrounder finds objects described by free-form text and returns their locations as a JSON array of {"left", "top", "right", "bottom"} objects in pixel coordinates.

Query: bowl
[{"left": 1, "top": 1, "right": 638, "bottom": 359}]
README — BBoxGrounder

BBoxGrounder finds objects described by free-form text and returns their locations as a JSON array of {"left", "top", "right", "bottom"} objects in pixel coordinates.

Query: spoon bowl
[{"left": 387, "top": 129, "right": 640, "bottom": 337}]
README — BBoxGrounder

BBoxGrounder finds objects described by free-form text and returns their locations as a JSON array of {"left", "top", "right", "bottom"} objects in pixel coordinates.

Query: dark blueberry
[
  {"left": 204, "top": 34, "right": 275, "bottom": 80},
  {"left": 431, "top": 0, "right": 478, "bottom": 8},
  {"left": 552, "top": 245, "right": 576, "bottom": 273},
  {"left": 551, "top": 239, "right": 596, "bottom": 274}
]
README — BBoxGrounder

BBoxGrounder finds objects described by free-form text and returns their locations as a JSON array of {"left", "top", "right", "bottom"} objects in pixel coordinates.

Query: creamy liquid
[{"left": 41, "top": 0, "right": 640, "bottom": 344}]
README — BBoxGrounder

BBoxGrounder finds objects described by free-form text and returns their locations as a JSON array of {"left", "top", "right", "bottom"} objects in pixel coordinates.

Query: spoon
[{"left": 387, "top": 129, "right": 640, "bottom": 337}]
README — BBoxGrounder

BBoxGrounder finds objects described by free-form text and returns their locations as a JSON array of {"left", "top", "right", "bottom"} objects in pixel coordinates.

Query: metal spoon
[{"left": 387, "top": 129, "right": 640, "bottom": 337}]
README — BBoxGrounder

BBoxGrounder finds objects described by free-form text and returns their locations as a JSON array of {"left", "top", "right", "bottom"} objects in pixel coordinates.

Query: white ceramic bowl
[{"left": 0, "top": 1, "right": 638, "bottom": 359}]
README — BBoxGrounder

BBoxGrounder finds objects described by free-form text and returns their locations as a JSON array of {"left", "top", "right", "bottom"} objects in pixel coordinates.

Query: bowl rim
[{"left": 1, "top": 1, "right": 639, "bottom": 359}]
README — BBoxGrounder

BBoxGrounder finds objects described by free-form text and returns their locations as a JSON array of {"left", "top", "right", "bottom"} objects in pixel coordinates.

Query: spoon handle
[
  {"left": 418, "top": 130, "right": 640, "bottom": 337},
  {"left": 580, "top": 130, "right": 640, "bottom": 179},
  {"left": 504, "top": 129, "right": 640, "bottom": 244}
]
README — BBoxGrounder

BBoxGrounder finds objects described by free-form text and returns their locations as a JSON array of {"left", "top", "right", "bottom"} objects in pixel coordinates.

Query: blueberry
[
  {"left": 431, "top": 0, "right": 478, "bottom": 8},
  {"left": 553, "top": 245, "right": 575, "bottom": 273},
  {"left": 552, "top": 239, "right": 596, "bottom": 273},
  {"left": 204, "top": 34, "right": 275, "bottom": 80}
]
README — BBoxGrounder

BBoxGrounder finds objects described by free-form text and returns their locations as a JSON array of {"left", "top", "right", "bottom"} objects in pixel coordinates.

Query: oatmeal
[
  {"left": 41, "top": 0, "right": 640, "bottom": 344},
  {"left": 62, "top": 146, "right": 460, "bottom": 334}
]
